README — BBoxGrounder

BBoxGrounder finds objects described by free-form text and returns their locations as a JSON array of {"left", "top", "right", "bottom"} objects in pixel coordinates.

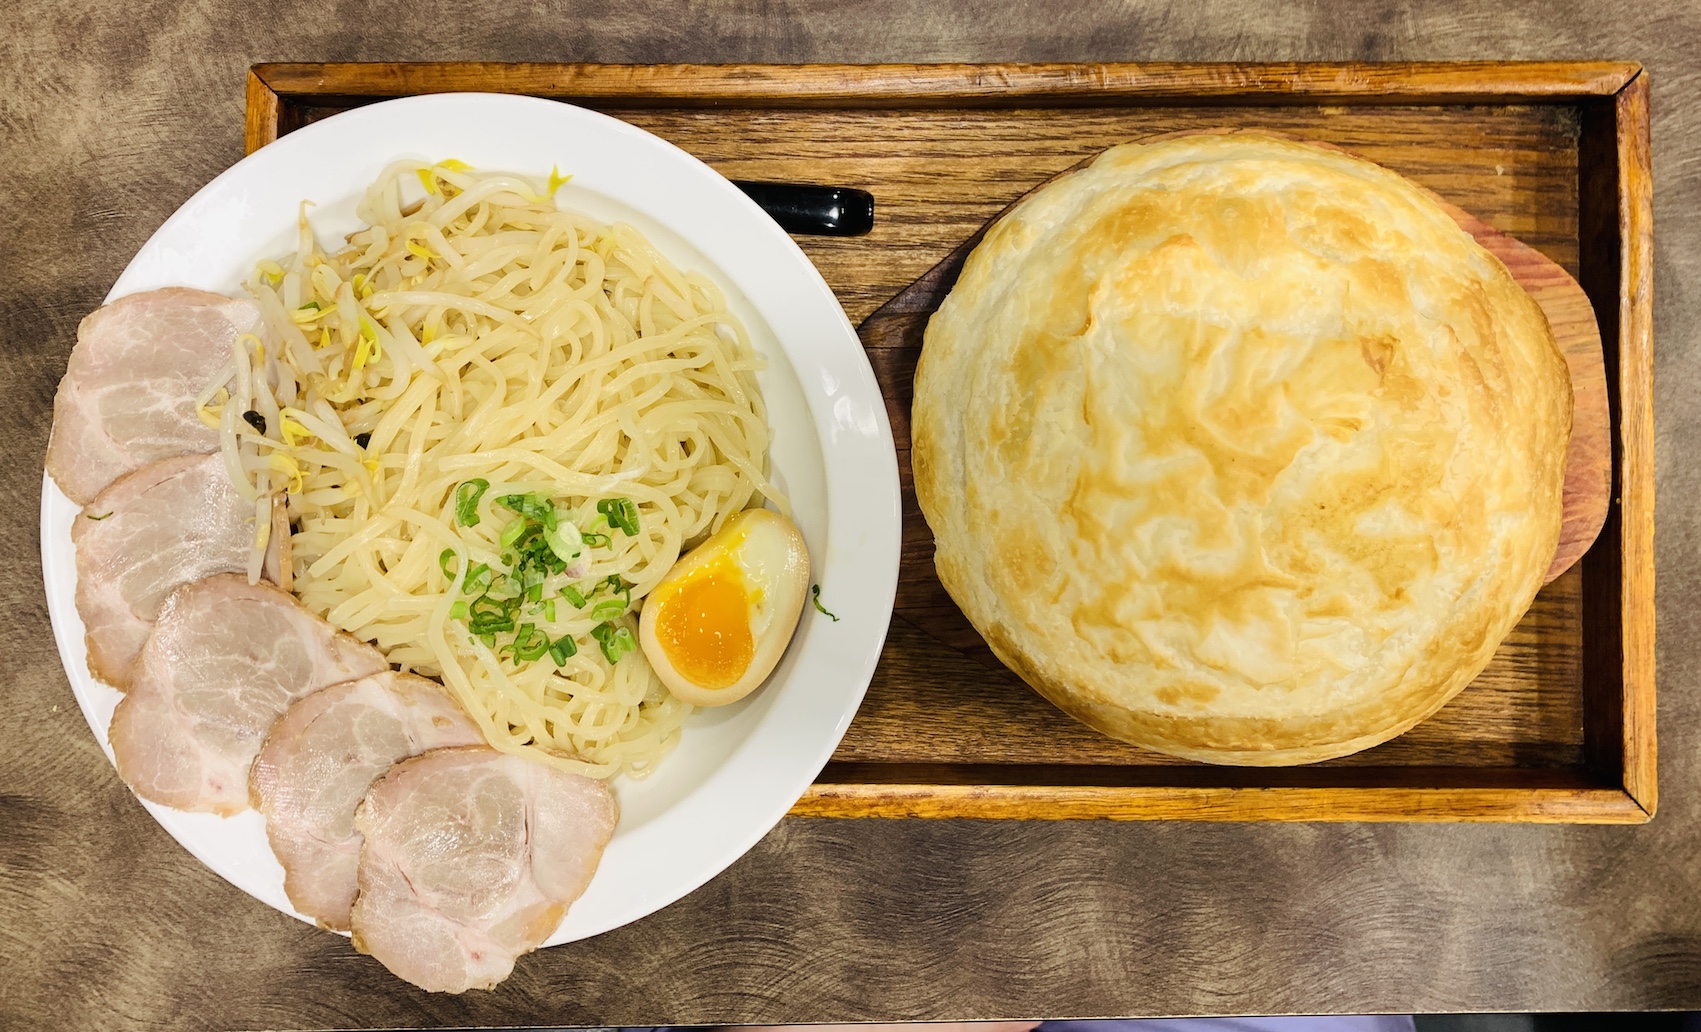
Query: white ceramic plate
[{"left": 39, "top": 93, "right": 899, "bottom": 945}]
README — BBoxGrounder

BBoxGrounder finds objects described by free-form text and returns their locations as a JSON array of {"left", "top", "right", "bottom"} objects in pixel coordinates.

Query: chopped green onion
[
  {"left": 581, "top": 530, "right": 610, "bottom": 548},
  {"left": 497, "top": 493, "right": 557, "bottom": 528},
  {"left": 455, "top": 479, "right": 490, "bottom": 526},
  {"left": 449, "top": 601, "right": 468, "bottom": 620},
  {"left": 545, "top": 520, "right": 583, "bottom": 564},
  {"left": 499, "top": 516, "right": 529, "bottom": 549},
  {"left": 597, "top": 497, "right": 641, "bottom": 536},
  {"left": 542, "top": 599, "right": 556, "bottom": 622},
  {"left": 468, "top": 599, "right": 512, "bottom": 621},
  {"left": 508, "top": 623, "right": 550, "bottom": 662},
  {"left": 590, "top": 622, "right": 636, "bottom": 664},
  {"left": 471, "top": 616, "right": 515, "bottom": 636},
  {"left": 590, "top": 598, "right": 628, "bottom": 621},
  {"left": 561, "top": 584, "right": 586, "bottom": 608},
  {"left": 438, "top": 549, "right": 458, "bottom": 579},
  {"left": 469, "top": 593, "right": 510, "bottom": 619},
  {"left": 548, "top": 635, "right": 578, "bottom": 665},
  {"left": 463, "top": 563, "right": 492, "bottom": 595},
  {"left": 525, "top": 581, "right": 543, "bottom": 603},
  {"left": 811, "top": 584, "right": 840, "bottom": 622}
]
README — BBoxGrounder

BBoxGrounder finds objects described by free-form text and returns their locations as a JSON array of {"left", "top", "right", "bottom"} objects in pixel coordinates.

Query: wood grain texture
[
  {"left": 1573, "top": 71, "right": 1657, "bottom": 818},
  {"left": 845, "top": 596, "right": 1585, "bottom": 770},
  {"left": 273, "top": 102, "right": 1592, "bottom": 324},
  {"left": 1613, "top": 71, "right": 1657, "bottom": 812},
  {"left": 2, "top": 6, "right": 1696, "bottom": 1028},
  {"left": 794, "top": 779, "right": 1648, "bottom": 822},
  {"left": 244, "top": 71, "right": 281, "bottom": 157},
  {"left": 253, "top": 60, "right": 1643, "bottom": 105},
  {"left": 252, "top": 64, "right": 1647, "bottom": 823}
]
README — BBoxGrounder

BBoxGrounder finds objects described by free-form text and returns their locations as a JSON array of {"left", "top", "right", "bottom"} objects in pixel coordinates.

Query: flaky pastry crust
[{"left": 912, "top": 133, "right": 1571, "bottom": 765}]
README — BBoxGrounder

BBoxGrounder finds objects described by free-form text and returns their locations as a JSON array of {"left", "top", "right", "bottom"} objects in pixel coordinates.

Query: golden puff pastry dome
[{"left": 911, "top": 132, "right": 1571, "bottom": 765}]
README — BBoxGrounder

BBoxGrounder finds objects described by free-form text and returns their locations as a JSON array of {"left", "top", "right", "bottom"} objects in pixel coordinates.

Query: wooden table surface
[{"left": 4, "top": 2, "right": 1699, "bottom": 1029}]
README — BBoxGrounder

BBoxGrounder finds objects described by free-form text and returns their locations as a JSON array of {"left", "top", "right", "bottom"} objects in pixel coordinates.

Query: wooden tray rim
[
  {"left": 246, "top": 61, "right": 1655, "bottom": 825},
  {"left": 249, "top": 59, "right": 1640, "bottom": 103},
  {"left": 793, "top": 784, "right": 1649, "bottom": 824}
]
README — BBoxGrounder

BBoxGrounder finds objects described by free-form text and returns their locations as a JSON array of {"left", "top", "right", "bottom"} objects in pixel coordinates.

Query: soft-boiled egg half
[{"left": 639, "top": 508, "right": 810, "bottom": 707}]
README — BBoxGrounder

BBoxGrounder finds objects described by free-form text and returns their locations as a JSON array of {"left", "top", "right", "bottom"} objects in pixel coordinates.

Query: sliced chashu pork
[
  {"left": 351, "top": 748, "right": 617, "bottom": 993},
  {"left": 109, "top": 574, "right": 387, "bottom": 814},
  {"left": 48, "top": 287, "right": 258, "bottom": 504},
  {"left": 251, "top": 672, "right": 483, "bottom": 931},
  {"left": 73, "top": 452, "right": 285, "bottom": 687}
]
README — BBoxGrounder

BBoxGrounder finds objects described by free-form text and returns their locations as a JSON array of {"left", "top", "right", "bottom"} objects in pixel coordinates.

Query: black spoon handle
[{"left": 732, "top": 180, "right": 875, "bottom": 237}]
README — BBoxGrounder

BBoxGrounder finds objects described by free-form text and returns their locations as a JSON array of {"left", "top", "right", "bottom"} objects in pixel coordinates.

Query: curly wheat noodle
[{"left": 211, "top": 160, "right": 784, "bottom": 780}]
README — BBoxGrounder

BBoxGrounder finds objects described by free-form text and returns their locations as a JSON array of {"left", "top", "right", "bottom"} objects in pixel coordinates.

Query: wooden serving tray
[{"left": 247, "top": 61, "right": 1654, "bottom": 824}]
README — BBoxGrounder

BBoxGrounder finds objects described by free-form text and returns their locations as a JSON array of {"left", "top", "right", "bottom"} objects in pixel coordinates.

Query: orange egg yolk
[{"left": 656, "top": 558, "right": 754, "bottom": 690}]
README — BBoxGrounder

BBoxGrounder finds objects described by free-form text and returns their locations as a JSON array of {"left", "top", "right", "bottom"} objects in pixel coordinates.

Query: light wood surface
[{"left": 247, "top": 62, "right": 1651, "bottom": 823}]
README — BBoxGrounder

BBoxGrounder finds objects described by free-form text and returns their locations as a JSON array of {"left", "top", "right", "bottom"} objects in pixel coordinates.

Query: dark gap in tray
[{"left": 815, "top": 762, "right": 1617, "bottom": 791}]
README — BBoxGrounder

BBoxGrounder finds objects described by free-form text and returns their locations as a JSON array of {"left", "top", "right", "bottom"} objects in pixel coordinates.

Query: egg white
[{"left": 637, "top": 508, "right": 810, "bottom": 707}]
